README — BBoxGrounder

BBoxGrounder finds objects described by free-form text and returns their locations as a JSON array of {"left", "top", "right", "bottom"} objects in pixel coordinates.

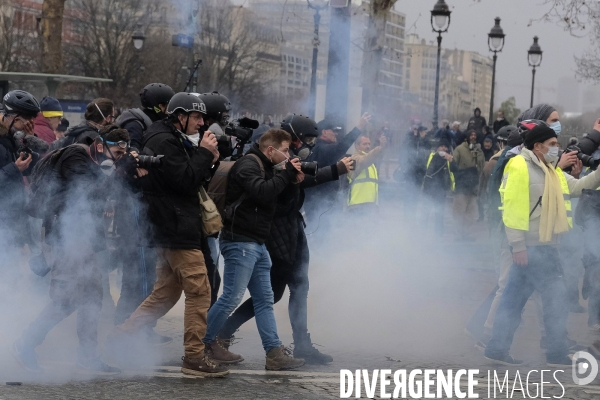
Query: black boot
[{"left": 293, "top": 333, "right": 333, "bottom": 365}]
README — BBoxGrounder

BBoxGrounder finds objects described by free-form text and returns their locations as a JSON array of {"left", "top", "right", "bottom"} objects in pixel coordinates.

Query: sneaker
[
  {"left": 11, "top": 340, "right": 43, "bottom": 374},
  {"left": 485, "top": 353, "right": 523, "bottom": 366},
  {"left": 475, "top": 340, "right": 487, "bottom": 352},
  {"left": 266, "top": 345, "right": 305, "bottom": 371},
  {"left": 181, "top": 355, "right": 229, "bottom": 377},
  {"left": 205, "top": 339, "right": 244, "bottom": 365},
  {"left": 76, "top": 358, "right": 121, "bottom": 375},
  {"left": 145, "top": 329, "right": 173, "bottom": 346},
  {"left": 547, "top": 355, "right": 573, "bottom": 367}
]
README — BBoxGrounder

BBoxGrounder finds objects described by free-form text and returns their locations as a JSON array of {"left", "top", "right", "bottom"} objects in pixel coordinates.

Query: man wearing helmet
[
  {"left": 113, "top": 92, "right": 228, "bottom": 377},
  {"left": 117, "top": 83, "right": 175, "bottom": 150},
  {"left": 0, "top": 90, "right": 41, "bottom": 253}
]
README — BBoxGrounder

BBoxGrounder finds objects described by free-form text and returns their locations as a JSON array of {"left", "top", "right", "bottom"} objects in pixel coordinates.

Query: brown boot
[
  {"left": 206, "top": 339, "right": 244, "bottom": 365},
  {"left": 265, "top": 345, "right": 305, "bottom": 371},
  {"left": 181, "top": 355, "right": 229, "bottom": 377}
]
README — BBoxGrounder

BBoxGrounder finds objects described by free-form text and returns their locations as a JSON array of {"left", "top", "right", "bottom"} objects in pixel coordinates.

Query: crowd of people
[{"left": 2, "top": 81, "right": 600, "bottom": 380}]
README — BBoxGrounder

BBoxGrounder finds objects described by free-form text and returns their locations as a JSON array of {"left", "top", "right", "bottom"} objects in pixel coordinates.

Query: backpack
[
  {"left": 25, "top": 144, "right": 84, "bottom": 219},
  {"left": 207, "top": 153, "right": 264, "bottom": 217}
]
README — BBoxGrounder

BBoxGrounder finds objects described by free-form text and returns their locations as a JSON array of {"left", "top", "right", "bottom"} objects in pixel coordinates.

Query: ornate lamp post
[
  {"left": 430, "top": 0, "right": 451, "bottom": 129},
  {"left": 528, "top": 36, "right": 543, "bottom": 108},
  {"left": 487, "top": 17, "right": 505, "bottom": 127},
  {"left": 307, "top": 0, "right": 329, "bottom": 119}
]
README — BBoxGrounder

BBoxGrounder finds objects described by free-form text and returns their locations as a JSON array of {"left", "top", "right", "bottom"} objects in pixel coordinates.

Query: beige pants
[
  {"left": 453, "top": 193, "right": 478, "bottom": 238},
  {"left": 120, "top": 248, "right": 211, "bottom": 358}
]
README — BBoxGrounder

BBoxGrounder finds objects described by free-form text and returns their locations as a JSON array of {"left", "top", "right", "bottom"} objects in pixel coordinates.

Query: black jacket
[
  {"left": 468, "top": 110, "right": 487, "bottom": 134},
  {"left": 50, "top": 121, "right": 100, "bottom": 151},
  {"left": 118, "top": 108, "right": 156, "bottom": 150},
  {"left": 493, "top": 118, "right": 509, "bottom": 134},
  {"left": 422, "top": 153, "right": 453, "bottom": 196},
  {"left": 222, "top": 144, "right": 298, "bottom": 244},
  {"left": 141, "top": 119, "right": 217, "bottom": 250},
  {"left": 0, "top": 124, "right": 30, "bottom": 245},
  {"left": 267, "top": 158, "right": 343, "bottom": 265}
]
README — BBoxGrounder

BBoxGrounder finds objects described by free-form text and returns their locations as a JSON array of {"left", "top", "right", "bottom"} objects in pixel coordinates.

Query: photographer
[
  {"left": 112, "top": 84, "right": 174, "bottom": 343},
  {"left": 202, "top": 128, "right": 306, "bottom": 371},
  {"left": 117, "top": 83, "right": 175, "bottom": 150},
  {"left": 113, "top": 92, "right": 227, "bottom": 377},
  {"left": 0, "top": 90, "right": 40, "bottom": 256},
  {"left": 213, "top": 115, "right": 353, "bottom": 366},
  {"left": 12, "top": 126, "right": 130, "bottom": 375}
]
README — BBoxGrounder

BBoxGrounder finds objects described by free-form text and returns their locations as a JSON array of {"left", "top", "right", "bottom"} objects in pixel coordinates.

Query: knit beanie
[
  {"left": 40, "top": 97, "right": 63, "bottom": 118},
  {"left": 524, "top": 125, "right": 557, "bottom": 150},
  {"left": 517, "top": 104, "right": 556, "bottom": 123}
]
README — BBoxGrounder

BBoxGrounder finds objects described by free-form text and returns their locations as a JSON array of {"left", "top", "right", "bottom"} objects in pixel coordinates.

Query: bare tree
[
  {"left": 360, "top": 0, "right": 398, "bottom": 114},
  {"left": 0, "top": 2, "right": 40, "bottom": 72},
  {"left": 41, "top": 0, "right": 67, "bottom": 73},
  {"left": 64, "top": 0, "right": 159, "bottom": 105},
  {"left": 194, "top": 0, "right": 278, "bottom": 112}
]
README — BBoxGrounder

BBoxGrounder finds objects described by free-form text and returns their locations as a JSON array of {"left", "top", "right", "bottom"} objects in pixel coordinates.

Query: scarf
[{"left": 538, "top": 162, "right": 570, "bottom": 242}]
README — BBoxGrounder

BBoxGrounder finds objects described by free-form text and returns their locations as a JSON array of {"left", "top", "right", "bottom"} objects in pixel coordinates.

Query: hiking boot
[
  {"left": 206, "top": 339, "right": 244, "bottom": 365},
  {"left": 293, "top": 334, "right": 333, "bottom": 365},
  {"left": 181, "top": 355, "right": 229, "bottom": 377},
  {"left": 484, "top": 352, "right": 523, "bottom": 366},
  {"left": 11, "top": 340, "right": 43, "bottom": 374},
  {"left": 266, "top": 345, "right": 305, "bottom": 371},
  {"left": 77, "top": 357, "right": 121, "bottom": 375}
]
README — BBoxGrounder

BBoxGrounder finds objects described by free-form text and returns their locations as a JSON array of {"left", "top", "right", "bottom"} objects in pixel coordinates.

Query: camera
[
  {"left": 225, "top": 117, "right": 259, "bottom": 143},
  {"left": 225, "top": 117, "right": 260, "bottom": 160},
  {"left": 115, "top": 152, "right": 163, "bottom": 175},
  {"left": 291, "top": 157, "right": 318, "bottom": 176},
  {"left": 564, "top": 145, "right": 598, "bottom": 169},
  {"left": 13, "top": 131, "right": 39, "bottom": 160}
]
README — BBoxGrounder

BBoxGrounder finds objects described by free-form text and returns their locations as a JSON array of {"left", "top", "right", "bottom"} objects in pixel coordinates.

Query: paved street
[{"left": 1, "top": 199, "right": 600, "bottom": 399}]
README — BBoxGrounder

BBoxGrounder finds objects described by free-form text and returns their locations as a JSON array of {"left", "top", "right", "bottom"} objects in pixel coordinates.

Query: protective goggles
[{"left": 99, "top": 136, "right": 129, "bottom": 149}]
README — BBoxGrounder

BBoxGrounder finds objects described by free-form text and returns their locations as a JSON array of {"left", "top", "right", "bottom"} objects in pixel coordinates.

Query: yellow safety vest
[
  {"left": 499, "top": 155, "right": 572, "bottom": 231},
  {"left": 348, "top": 162, "right": 379, "bottom": 206},
  {"left": 426, "top": 152, "right": 455, "bottom": 192}
]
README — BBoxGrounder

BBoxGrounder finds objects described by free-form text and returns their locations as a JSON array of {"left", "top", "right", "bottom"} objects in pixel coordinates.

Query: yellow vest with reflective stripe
[
  {"left": 499, "top": 155, "right": 572, "bottom": 231},
  {"left": 426, "top": 152, "right": 455, "bottom": 192},
  {"left": 348, "top": 162, "right": 379, "bottom": 206}
]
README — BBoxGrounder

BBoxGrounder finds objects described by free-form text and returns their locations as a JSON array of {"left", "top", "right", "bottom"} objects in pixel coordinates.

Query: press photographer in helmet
[{"left": 197, "top": 92, "right": 233, "bottom": 159}]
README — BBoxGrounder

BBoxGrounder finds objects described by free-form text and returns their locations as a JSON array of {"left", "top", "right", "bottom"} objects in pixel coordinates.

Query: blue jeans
[
  {"left": 485, "top": 246, "right": 569, "bottom": 360},
  {"left": 203, "top": 240, "right": 281, "bottom": 352}
]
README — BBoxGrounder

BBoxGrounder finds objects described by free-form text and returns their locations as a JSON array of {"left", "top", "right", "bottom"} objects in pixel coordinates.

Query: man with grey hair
[{"left": 452, "top": 121, "right": 465, "bottom": 147}]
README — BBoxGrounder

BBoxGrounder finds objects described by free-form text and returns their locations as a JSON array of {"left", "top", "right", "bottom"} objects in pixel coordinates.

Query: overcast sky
[{"left": 395, "top": 0, "right": 590, "bottom": 110}]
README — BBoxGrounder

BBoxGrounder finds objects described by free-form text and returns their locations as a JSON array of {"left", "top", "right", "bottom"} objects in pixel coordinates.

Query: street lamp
[
  {"left": 527, "top": 36, "right": 542, "bottom": 108},
  {"left": 487, "top": 17, "right": 505, "bottom": 127},
  {"left": 307, "top": 0, "right": 329, "bottom": 120},
  {"left": 430, "top": 0, "right": 451, "bottom": 129},
  {"left": 132, "top": 23, "right": 145, "bottom": 50}
]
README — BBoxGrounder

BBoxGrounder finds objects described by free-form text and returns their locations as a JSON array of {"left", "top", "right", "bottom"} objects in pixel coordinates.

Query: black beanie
[{"left": 524, "top": 125, "right": 557, "bottom": 150}]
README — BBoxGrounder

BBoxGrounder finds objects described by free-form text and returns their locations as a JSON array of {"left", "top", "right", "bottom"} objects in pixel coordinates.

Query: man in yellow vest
[
  {"left": 347, "top": 134, "right": 387, "bottom": 212},
  {"left": 485, "top": 124, "right": 600, "bottom": 367},
  {"left": 421, "top": 139, "right": 455, "bottom": 236}
]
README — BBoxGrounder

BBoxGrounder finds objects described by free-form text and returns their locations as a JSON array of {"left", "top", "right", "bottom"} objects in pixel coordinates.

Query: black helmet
[
  {"left": 2, "top": 90, "right": 40, "bottom": 118},
  {"left": 281, "top": 114, "right": 319, "bottom": 145},
  {"left": 167, "top": 92, "right": 206, "bottom": 115},
  {"left": 198, "top": 92, "right": 232, "bottom": 125},
  {"left": 139, "top": 83, "right": 175, "bottom": 109},
  {"left": 496, "top": 125, "right": 517, "bottom": 142}
]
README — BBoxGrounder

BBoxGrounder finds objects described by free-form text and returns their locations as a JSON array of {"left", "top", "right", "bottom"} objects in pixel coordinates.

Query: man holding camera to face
[
  {"left": 113, "top": 92, "right": 227, "bottom": 377},
  {"left": 202, "top": 128, "right": 307, "bottom": 371},
  {"left": 211, "top": 115, "right": 352, "bottom": 366}
]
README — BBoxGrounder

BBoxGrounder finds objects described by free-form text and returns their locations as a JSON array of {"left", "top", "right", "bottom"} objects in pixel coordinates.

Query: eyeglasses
[{"left": 99, "top": 135, "right": 129, "bottom": 149}]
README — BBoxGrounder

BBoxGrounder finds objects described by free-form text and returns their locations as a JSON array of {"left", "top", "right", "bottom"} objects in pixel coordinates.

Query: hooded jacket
[
  {"left": 222, "top": 144, "right": 298, "bottom": 244},
  {"left": 117, "top": 108, "right": 156, "bottom": 150},
  {"left": 468, "top": 108, "right": 487, "bottom": 133},
  {"left": 50, "top": 121, "right": 101, "bottom": 151},
  {"left": 141, "top": 119, "right": 218, "bottom": 249},
  {"left": 33, "top": 114, "right": 57, "bottom": 144},
  {"left": 503, "top": 148, "right": 600, "bottom": 253}
]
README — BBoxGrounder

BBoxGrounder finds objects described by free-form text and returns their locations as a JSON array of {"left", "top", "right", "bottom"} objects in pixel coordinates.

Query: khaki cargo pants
[{"left": 120, "top": 248, "right": 211, "bottom": 358}]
